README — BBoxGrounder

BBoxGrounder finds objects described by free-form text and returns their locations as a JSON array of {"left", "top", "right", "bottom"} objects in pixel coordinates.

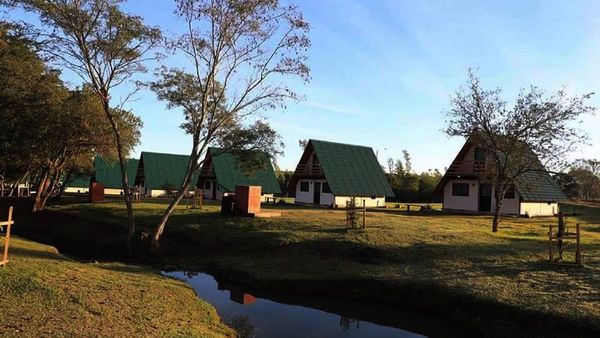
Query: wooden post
[
  {"left": 362, "top": 206, "right": 366, "bottom": 229},
  {"left": 407, "top": 204, "right": 410, "bottom": 213},
  {"left": 548, "top": 223, "right": 553, "bottom": 262},
  {"left": 1, "top": 206, "right": 14, "bottom": 266},
  {"left": 576, "top": 223, "right": 582, "bottom": 265},
  {"left": 557, "top": 212, "right": 565, "bottom": 260}
]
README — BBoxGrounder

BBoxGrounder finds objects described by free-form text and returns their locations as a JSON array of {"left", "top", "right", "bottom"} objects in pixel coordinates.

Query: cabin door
[
  {"left": 313, "top": 182, "right": 321, "bottom": 205},
  {"left": 478, "top": 183, "right": 492, "bottom": 212},
  {"left": 212, "top": 181, "right": 217, "bottom": 200}
]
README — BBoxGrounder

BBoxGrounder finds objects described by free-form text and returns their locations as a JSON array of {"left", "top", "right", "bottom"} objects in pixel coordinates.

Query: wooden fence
[{"left": 0, "top": 206, "right": 14, "bottom": 266}]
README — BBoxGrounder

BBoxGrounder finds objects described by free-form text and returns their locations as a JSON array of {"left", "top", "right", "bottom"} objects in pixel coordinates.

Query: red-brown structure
[
  {"left": 89, "top": 182, "right": 105, "bottom": 203},
  {"left": 235, "top": 185, "right": 262, "bottom": 216}
]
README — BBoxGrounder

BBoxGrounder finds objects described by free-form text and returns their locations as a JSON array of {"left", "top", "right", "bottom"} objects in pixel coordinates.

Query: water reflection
[
  {"left": 226, "top": 315, "right": 257, "bottom": 338},
  {"left": 340, "top": 316, "right": 360, "bottom": 331},
  {"left": 164, "top": 271, "right": 472, "bottom": 338}
]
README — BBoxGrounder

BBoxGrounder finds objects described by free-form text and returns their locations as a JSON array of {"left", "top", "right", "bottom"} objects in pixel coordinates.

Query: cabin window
[
  {"left": 504, "top": 186, "right": 515, "bottom": 199},
  {"left": 474, "top": 147, "right": 485, "bottom": 161},
  {"left": 300, "top": 181, "right": 309, "bottom": 192},
  {"left": 322, "top": 182, "right": 331, "bottom": 194},
  {"left": 452, "top": 183, "right": 470, "bottom": 197},
  {"left": 204, "top": 181, "right": 211, "bottom": 190}
]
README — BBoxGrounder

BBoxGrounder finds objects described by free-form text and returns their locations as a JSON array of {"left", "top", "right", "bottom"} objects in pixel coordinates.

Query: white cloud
[{"left": 302, "top": 100, "right": 363, "bottom": 117}]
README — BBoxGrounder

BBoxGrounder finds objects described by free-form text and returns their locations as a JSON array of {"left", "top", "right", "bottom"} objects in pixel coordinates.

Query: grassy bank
[
  {"left": 0, "top": 234, "right": 233, "bottom": 337},
  {"left": 23, "top": 198, "right": 600, "bottom": 336}
]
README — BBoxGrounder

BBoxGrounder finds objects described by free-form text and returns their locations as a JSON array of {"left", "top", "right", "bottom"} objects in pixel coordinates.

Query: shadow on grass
[{"left": 9, "top": 246, "right": 63, "bottom": 261}]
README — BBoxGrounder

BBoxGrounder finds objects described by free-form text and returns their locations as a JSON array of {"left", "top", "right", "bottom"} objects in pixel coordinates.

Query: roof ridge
[
  {"left": 310, "top": 139, "right": 374, "bottom": 149},
  {"left": 141, "top": 151, "right": 190, "bottom": 157}
]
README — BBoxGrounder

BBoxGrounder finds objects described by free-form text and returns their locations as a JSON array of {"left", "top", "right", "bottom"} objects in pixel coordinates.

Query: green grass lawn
[
  {"left": 41, "top": 199, "right": 600, "bottom": 336},
  {"left": 0, "top": 235, "right": 233, "bottom": 337}
]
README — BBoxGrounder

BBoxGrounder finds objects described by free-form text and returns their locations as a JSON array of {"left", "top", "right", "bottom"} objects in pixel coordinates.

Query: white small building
[
  {"left": 433, "top": 138, "right": 565, "bottom": 216},
  {"left": 289, "top": 139, "right": 394, "bottom": 208}
]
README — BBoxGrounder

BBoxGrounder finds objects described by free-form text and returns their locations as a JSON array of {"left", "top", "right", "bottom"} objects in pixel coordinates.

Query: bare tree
[
  {"left": 298, "top": 139, "right": 308, "bottom": 150},
  {"left": 9, "top": 0, "right": 161, "bottom": 239},
  {"left": 147, "top": 0, "right": 309, "bottom": 249},
  {"left": 446, "top": 70, "right": 595, "bottom": 232}
]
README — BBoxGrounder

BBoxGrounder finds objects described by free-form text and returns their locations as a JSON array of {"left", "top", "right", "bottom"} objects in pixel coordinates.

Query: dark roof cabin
[
  {"left": 135, "top": 152, "right": 196, "bottom": 196},
  {"left": 197, "top": 148, "right": 280, "bottom": 200},
  {"left": 94, "top": 157, "right": 139, "bottom": 189},
  {"left": 288, "top": 139, "right": 393, "bottom": 207},
  {"left": 433, "top": 137, "right": 565, "bottom": 216}
]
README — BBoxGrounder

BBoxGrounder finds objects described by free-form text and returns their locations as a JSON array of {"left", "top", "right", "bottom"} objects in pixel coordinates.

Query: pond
[{"left": 163, "top": 271, "right": 474, "bottom": 338}]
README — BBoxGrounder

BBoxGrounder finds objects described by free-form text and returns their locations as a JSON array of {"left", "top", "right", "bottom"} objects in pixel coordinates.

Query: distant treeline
[
  {"left": 275, "top": 150, "right": 443, "bottom": 203},
  {"left": 383, "top": 151, "right": 442, "bottom": 203},
  {"left": 555, "top": 159, "right": 600, "bottom": 201}
]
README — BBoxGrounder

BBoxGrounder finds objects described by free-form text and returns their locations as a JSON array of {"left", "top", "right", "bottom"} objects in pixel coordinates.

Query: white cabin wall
[
  {"left": 443, "top": 179, "right": 479, "bottom": 212},
  {"left": 295, "top": 179, "right": 315, "bottom": 204},
  {"left": 294, "top": 179, "right": 333, "bottom": 205},
  {"left": 333, "top": 196, "right": 385, "bottom": 208},
  {"left": 520, "top": 202, "right": 558, "bottom": 217},
  {"left": 64, "top": 187, "right": 89, "bottom": 194},
  {"left": 105, "top": 188, "right": 125, "bottom": 195},
  {"left": 491, "top": 189, "right": 520, "bottom": 215}
]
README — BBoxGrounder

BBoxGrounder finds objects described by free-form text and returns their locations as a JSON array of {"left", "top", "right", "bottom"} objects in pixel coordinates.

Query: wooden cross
[{"left": 0, "top": 206, "right": 14, "bottom": 267}]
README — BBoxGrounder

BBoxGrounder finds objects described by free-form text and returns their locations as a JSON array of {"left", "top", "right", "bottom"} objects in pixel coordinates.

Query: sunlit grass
[{"left": 0, "top": 235, "right": 233, "bottom": 337}]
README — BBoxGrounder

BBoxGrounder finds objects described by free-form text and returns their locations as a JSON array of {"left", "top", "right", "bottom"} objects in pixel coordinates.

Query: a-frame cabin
[
  {"left": 288, "top": 139, "right": 394, "bottom": 207},
  {"left": 433, "top": 137, "right": 565, "bottom": 216}
]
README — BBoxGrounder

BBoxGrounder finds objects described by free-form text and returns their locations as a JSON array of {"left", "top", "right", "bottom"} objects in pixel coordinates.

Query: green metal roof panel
[
  {"left": 94, "top": 157, "right": 139, "bottom": 189},
  {"left": 207, "top": 148, "right": 281, "bottom": 194},
  {"left": 497, "top": 151, "right": 566, "bottom": 202},
  {"left": 140, "top": 152, "right": 197, "bottom": 189},
  {"left": 310, "top": 140, "right": 394, "bottom": 197},
  {"left": 515, "top": 170, "right": 566, "bottom": 202},
  {"left": 65, "top": 175, "right": 90, "bottom": 188},
  {"left": 434, "top": 137, "right": 567, "bottom": 201}
]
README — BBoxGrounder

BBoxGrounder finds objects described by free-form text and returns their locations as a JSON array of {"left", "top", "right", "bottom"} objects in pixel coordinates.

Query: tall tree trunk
[
  {"left": 0, "top": 170, "right": 4, "bottom": 197},
  {"left": 57, "top": 168, "right": 73, "bottom": 200},
  {"left": 151, "top": 166, "right": 196, "bottom": 252},
  {"left": 151, "top": 141, "right": 204, "bottom": 251},
  {"left": 102, "top": 99, "right": 135, "bottom": 243},
  {"left": 39, "top": 169, "right": 62, "bottom": 211},
  {"left": 492, "top": 187, "right": 505, "bottom": 233},
  {"left": 33, "top": 169, "right": 51, "bottom": 212}
]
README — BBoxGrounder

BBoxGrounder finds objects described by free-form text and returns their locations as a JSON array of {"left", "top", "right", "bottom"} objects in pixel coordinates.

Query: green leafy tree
[
  {"left": 385, "top": 151, "right": 441, "bottom": 202},
  {"left": 8, "top": 0, "right": 161, "bottom": 240},
  {"left": 31, "top": 87, "right": 141, "bottom": 211},
  {"left": 0, "top": 21, "right": 53, "bottom": 196},
  {"left": 146, "top": 0, "right": 309, "bottom": 249}
]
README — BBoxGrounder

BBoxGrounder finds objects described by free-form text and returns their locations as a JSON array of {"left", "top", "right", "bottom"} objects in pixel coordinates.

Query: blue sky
[{"left": 5, "top": 0, "right": 600, "bottom": 171}]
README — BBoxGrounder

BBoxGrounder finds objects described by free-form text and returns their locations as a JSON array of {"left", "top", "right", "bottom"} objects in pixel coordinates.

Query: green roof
[
  {"left": 138, "top": 152, "right": 196, "bottom": 189},
  {"left": 434, "top": 137, "right": 566, "bottom": 202},
  {"left": 515, "top": 169, "right": 566, "bottom": 202},
  {"left": 302, "top": 139, "right": 394, "bottom": 197},
  {"left": 94, "top": 157, "right": 139, "bottom": 189},
  {"left": 65, "top": 174, "right": 90, "bottom": 188},
  {"left": 203, "top": 148, "right": 281, "bottom": 194}
]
